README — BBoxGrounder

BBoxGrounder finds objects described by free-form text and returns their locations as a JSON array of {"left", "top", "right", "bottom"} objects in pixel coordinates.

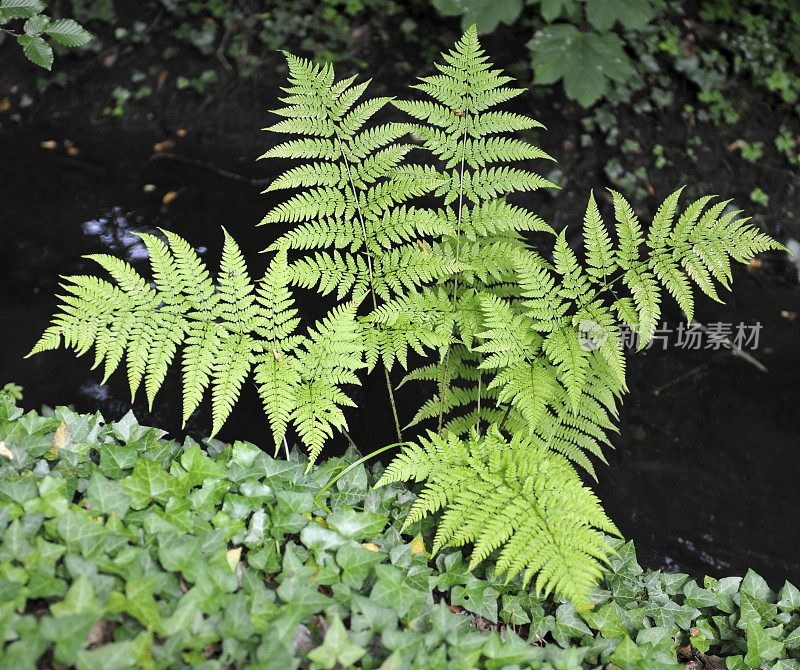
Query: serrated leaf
[
  {"left": 0, "top": 0, "right": 45, "bottom": 19},
  {"left": 585, "top": 0, "right": 654, "bottom": 31},
  {"left": 17, "top": 34, "right": 53, "bottom": 69},
  {"left": 528, "top": 25, "right": 634, "bottom": 107},
  {"left": 431, "top": 0, "right": 523, "bottom": 33},
  {"left": 44, "top": 18, "right": 92, "bottom": 47}
]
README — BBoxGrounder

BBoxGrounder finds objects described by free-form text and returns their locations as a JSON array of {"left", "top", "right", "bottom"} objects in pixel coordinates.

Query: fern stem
[
  {"left": 332, "top": 130, "right": 403, "bottom": 443},
  {"left": 437, "top": 122, "right": 469, "bottom": 435}
]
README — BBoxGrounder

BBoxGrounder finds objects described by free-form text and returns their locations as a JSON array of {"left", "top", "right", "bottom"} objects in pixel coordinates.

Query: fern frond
[{"left": 377, "top": 427, "right": 620, "bottom": 607}]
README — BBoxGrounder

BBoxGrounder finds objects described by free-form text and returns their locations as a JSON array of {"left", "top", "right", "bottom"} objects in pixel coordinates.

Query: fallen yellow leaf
[
  {"left": 0, "top": 442, "right": 12, "bottom": 460},
  {"left": 226, "top": 547, "right": 242, "bottom": 571},
  {"left": 362, "top": 543, "right": 380, "bottom": 552},
  {"left": 0, "top": 98, "right": 10, "bottom": 113},
  {"left": 53, "top": 421, "right": 71, "bottom": 451},
  {"left": 409, "top": 534, "right": 430, "bottom": 557}
]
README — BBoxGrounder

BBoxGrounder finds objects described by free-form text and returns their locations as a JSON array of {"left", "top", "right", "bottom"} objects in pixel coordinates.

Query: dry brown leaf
[
  {"left": 728, "top": 139, "right": 745, "bottom": 152},
  {"left": 40, "top": 140, "right": 58, "bottom": 150},
  {"left": 0, "top": 98, "right": 10, "bottom": 113},
  {"left": 746, "top": 257, "right": 762, "bottom": 274},
  {"left": 86, "top": 620, "right": 107, "bottom": 647},
  {"left": 176, "top": 128, "right": 187, "bottom": 137},
  {"left": 0, "top": 442, "right": 12, "bottom": 460},
  {"left": 154, "top": 139, "right": 176, "bottom": 153},
  {"left": 781, "top": 310, "right": 797, "bottom": 321},
  {"left": 162, "top": 191, "right": 178, "bottom": 205}
]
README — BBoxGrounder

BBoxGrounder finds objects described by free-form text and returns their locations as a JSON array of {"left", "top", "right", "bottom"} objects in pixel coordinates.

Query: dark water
[{"left": 1, "top": 42, "right": 799, "bottom": 590}]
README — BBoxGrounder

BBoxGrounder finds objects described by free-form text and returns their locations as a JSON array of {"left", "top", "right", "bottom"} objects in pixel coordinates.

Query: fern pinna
[{"left": 30, "top": 27, "right": 782, "bottom": 607}]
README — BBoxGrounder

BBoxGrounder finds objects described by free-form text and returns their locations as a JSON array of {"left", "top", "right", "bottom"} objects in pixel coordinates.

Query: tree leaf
[
  {"left": 585, "top": 0, "right": 655, "bottom": 31},
  {"left": 17, "top": 34, "right": 53, "bottom": 70},
  {"left": 0, "top": 0, "right": 45, "bottom": 19},
  {"left": 44, "top": 17, "right": 92, "bottom": 47},
  {"left": 528, "top": 25, "right": 634, "bottom": 107}
]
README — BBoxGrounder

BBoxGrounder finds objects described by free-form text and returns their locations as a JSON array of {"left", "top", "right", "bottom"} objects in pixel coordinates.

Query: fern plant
[{"left": 29, "top": 27, "right": 782, "bottom": 607}]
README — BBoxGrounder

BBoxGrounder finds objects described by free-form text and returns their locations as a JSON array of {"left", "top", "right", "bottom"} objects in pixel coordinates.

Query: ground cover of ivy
[{"left": 0, "top": 396, "right": 799, "bottom": 670}]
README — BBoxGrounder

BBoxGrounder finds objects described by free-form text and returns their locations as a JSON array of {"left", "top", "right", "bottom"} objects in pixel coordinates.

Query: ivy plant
[
  {"left": 30, "top": 27, "right": 781, "bottom": 606},
  {"left": 1, "top": 397, "right": 800, "bottom": 667},
  {"left": 0, "top": 0, "right": 92, "bottom": 70}
]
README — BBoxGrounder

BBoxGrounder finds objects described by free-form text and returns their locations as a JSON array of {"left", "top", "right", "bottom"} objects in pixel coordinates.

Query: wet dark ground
[{"left": 1, "top": 16, "right": 799, "bottom": 589}]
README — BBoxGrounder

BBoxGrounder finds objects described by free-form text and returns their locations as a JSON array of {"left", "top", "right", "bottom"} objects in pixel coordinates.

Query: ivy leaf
[
  {"left": 106, "top": 578, "right": 164, "bottom": 634},
  {"left": 326, "top": 508, "right": 387, "bottom": 541},
  {"left": 741, "top": 568, "right": 777, "bottom": 602},
  {"left": 739, "top": 590, "right": 778, "bottom": 627},
  {"left": 705, "top": 575, "right": 741, "bottom": 613},
  {"left": 635, "top": 626, "right": 676, "bottom": 656},
  {"left": 608, "top": 636, "right": 644, "bottom": 667},
  {"left": 336, "top": 543, "right": 386, "bottom": 589},
  {"left": 452, "top": 578, "right": 499, "bottom": 623},
  {"left": 85, "top": 472, "right": 131, "bottom": 519},
  {"left": 499, "top": 594, "right": 531, "bottom": 625},
  {"left": 683, "top": 580, "right": 719, "bottom": 609},
  {"left": 585, "top": 0, "right": 655, "bottom": 31},
  {"left": 551, "top": 602, "right": 592, "bottom": 647},
  {"left": 76, "top": 641, "right": 135, "bottom": 670},
  {"left": 120, "top": 458, "right": 176, "bottom": 509},
  {"left": 306, "top": 614, "right": 366, "bottom": 669},
  {"left": 0, "top": 0, "right": 45, "bottom": 19},
  {"left": 276, "top": 569, "right": 332, "bottom": 617},
  {"left": 17, "top": 34, "right": 53, "bottom": 70},
  {"left": 40, "top": 613, "right": 100, "bottom": 665},
  {"left": 99, "top": 444, "right": 138, "bottom": 478},
  {"left": 778, "top": 581, "right": 800, "bottom": 612},
  {"left": 49, "top": 575, "right": 102, "bottom": 618},
  {"left": 179, "top": 444, "right": 225, "bottom": 488},
  {"left": 583, "top": 601, "right": 626, "bottom": 638},
  {"left": 528, "top": 25, "right": 634, "bottom": 107},
  {"left": 44, "top": 18, "right": 92, "bottom": 46},
  {"left": 743, "top": 618, "right": 784, "bottom": 667},
  {"left": 370, "top": 564, "right": 426, "bottom": 618}
]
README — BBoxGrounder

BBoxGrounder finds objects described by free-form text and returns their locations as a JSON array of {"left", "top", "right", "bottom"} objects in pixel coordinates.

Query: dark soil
[{"left": 1, "top": 6, "right": 798, "bottom": 588}]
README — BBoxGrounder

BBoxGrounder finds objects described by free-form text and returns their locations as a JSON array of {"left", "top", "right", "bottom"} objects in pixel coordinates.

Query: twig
[
  {"left": 691, "top": 319, "right": 769, "bottom": 373},
  {"left": 652, "top": 365, "right": 706, "bottom": 396},
  {"left": 340, "top": 428, "right": 363, "bottom": 457},
  {"left": 147, "top": 151, "right": 269, "bottom": 186}
]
